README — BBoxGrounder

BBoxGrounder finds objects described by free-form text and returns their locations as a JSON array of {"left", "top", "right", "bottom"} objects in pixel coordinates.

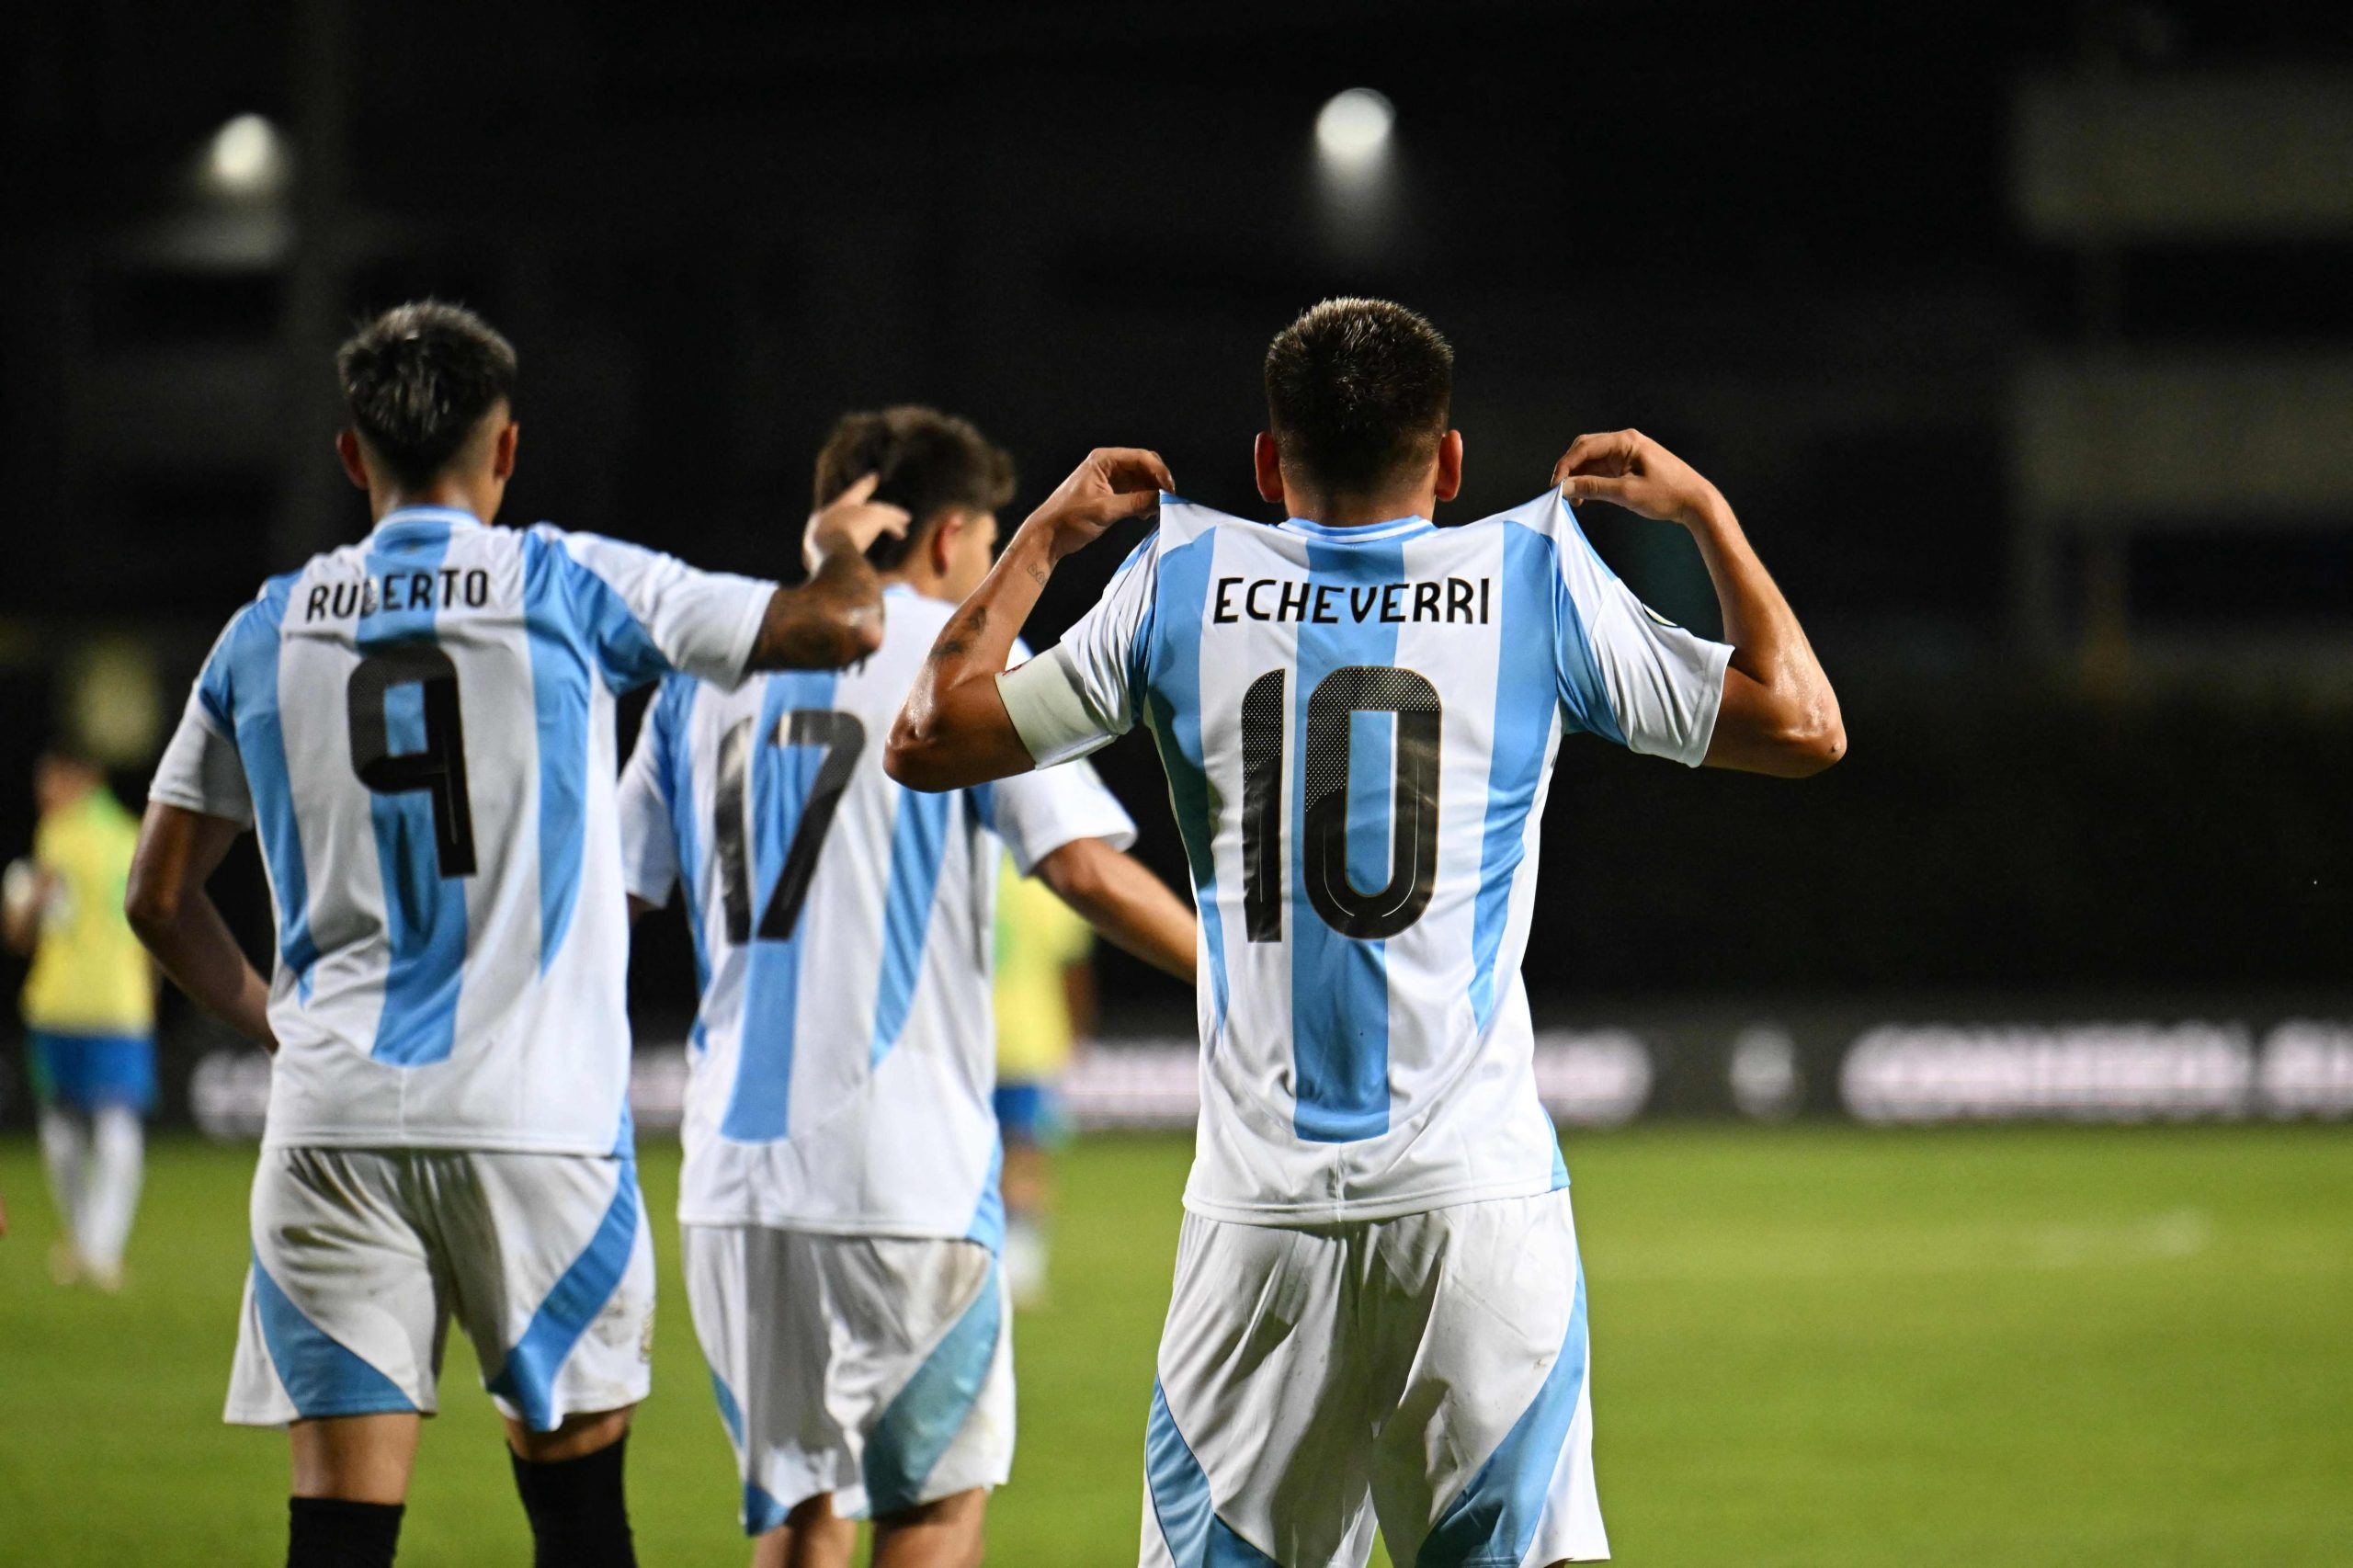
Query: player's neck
[
  {"left": 368, "top": 474, "right": 495, "bottom": 526},
  {"left": 881, "top": 566, "right": 956, "bottom": 605},
  {"left": 1285, "top": 487, "right": 1436, "bottom": 530}
]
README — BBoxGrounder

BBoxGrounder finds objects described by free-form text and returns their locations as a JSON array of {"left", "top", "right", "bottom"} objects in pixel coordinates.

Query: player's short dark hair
[
  {"left": 813, "top": 406, "right": 1017, "bottom": 572},
  {"left": 336, "top": 301, "right": 517, "bottom": 487},
  {"left": 1264, "top": 298, "right": 1454, "bottom": 498}
]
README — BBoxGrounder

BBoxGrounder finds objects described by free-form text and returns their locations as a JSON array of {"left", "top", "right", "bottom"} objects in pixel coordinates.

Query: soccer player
[
  {"left": 6, "top": 746, "right": 156, "bottom": 1291},
  {"left": 990, "top": 849, "right": 1097, "bottom": 1306},
  {"left": 887, "top": 299, "right": 1844, "bottom": 1566},
  {"left": 123, "top": 301, "right": 908, "bottom": 1568},
  {"left": 617, "top": 406, "right": 1198, "bottom": 1568}
]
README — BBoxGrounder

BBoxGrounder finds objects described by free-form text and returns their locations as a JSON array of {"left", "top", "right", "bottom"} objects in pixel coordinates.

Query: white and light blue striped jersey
[
  {"left": 618, "top": 585, "right": 1136, "bottom": 1243},
  {"left": 148, "top": 506, "right": 776, "bottom": 1154},
  {"left": 996, "top": 493, "right": 1731, "bottom": 1223}
]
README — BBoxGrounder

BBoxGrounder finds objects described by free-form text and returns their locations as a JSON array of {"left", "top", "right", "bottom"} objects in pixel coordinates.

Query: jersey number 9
[{"left": 347, "top": 646, "right": 477, "bottom": 878}]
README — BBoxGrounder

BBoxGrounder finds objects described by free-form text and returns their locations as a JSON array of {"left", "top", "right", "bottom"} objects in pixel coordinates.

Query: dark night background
[{"left": 4, "top": 0, "right": 2350, "bottom": 1054}]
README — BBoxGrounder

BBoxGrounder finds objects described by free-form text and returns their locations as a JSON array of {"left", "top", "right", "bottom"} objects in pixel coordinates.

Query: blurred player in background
[
  {"left": 620, "top": 406, "right": 1197, "bottom": 1568},
  {"left": 889, "top": 298, "right": 1844, "bottom": 1566},
  {"left": 6, "top": 746, "right": 155, "bottom": 1291},
  {"left": 124, "top": 301, "right": 905, "bottom": 1568},
  {"left": 990, "top": 849, "right": 1097, "bottom": 1306}
]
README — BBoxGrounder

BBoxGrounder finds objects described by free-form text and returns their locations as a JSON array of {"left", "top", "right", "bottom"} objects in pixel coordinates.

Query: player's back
[
  {"left": 1042, "top": 494, "right": 1726, "bottom": 1221},
  {"left": 621, "top": 585, "right": 1131, "bottom": 1243},
  {"left": 154, "top": 505, "right": 774, "bottom": 1154}
]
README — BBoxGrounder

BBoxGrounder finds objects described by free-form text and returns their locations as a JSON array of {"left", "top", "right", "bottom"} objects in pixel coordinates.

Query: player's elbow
[
  {"left": 1771, "top": 704, "right": 1847, "bottom": 777},
  {"left": 122, "top": 869, "right": 179, "bottom": 949},
  {"left": 882, "top": 717, "right": 959, "bottom": 793}
]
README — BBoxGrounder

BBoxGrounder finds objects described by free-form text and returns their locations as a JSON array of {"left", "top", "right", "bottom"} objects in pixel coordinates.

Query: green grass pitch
[{"left": 3, "top": 1124, "right": 2349, "bottom": 1565}]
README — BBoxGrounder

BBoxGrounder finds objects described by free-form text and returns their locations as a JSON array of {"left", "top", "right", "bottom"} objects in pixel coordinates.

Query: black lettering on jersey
[
  {"left": 1204, "top": 575, "right": 1498, "bottom": 627},
  {"left": 305, "top": 567, "right": 497, "bottom": 621}
]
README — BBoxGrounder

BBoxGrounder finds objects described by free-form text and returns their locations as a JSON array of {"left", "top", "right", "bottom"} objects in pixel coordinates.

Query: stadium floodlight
[
  {"left": 1314, "top": 88, "right": 1394, "bottom": 168},
  {"left": 204, "top": 113, "right": 287, "bottom": 199}
]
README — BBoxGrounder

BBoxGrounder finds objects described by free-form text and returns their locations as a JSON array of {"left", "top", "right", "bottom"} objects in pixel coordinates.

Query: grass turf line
[{"left": 1, "top": 1124, "right": 2348, "bottom": 1565}]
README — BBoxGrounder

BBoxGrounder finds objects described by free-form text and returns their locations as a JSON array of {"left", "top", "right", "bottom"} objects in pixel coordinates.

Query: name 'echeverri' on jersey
[
  {"left": 148, "top": 507, "right": 776, "bottom": 1154},
  {"left": 1019, "top": 492, "right": 1731, "bottom": 1223},
  {"left": 617, "top": 585, "right": 1134, "bottom": 1245}
]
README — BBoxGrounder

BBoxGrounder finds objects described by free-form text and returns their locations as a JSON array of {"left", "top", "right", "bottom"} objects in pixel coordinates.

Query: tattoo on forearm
[
  {"left": 929, "top": 605, "right": 988, "bottom": 666},
  {"left": 756, "top": 549, "right": 884, "bottom": 669}
]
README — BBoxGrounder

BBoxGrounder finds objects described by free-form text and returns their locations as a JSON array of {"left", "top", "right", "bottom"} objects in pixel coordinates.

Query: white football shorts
[
  {"left": 1142, "top": 1188, "right": 1606, "bottom": 1568},
  {"left": 227, "top": 1147, "right": 654, "bottom": 1432},
  {"left": 684, "top": 1224, "right": 1013, "bottom": 1533}
]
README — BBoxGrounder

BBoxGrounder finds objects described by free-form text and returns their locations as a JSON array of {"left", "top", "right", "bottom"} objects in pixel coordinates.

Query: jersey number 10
[{"left": 1240, "top": 665, "right": 1442, "bottom": 942}]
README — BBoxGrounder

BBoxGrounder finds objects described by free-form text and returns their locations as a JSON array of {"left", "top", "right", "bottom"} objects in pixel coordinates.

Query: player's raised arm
[
  {"left": 125, "top": 803, "right": 275, "bottom": 1049},
  {"left": 745, "top": 472, "right": 909, "bottom": 671},
  {"left": 885, "top": 447, "right": 1170, "bottom": 791},
  {"left": 1556, "top": 430, "right": 1845, "bottom": 777}
]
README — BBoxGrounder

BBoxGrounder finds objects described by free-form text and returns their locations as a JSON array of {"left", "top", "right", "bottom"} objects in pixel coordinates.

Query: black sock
[
  {"left": 509, "top": 1435, "right": 637, "bottom": 1568},
  {"left": 287, "top": 1496, "right": 404, "bottom": 1568}
]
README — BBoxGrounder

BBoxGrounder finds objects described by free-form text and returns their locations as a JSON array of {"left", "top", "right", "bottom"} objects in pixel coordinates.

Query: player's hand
[
  {"left": 1021, "top": 448, "right": 1173, "bottom": 562},
  {"left": 1553, "top": 430, "right": 1725, "bottom": 528},
  {"left": 803, "top": 472, "right": 912, "bottom": 574}
]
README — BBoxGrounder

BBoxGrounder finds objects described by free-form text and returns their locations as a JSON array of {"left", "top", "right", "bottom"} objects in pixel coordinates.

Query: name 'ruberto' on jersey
[
  {"left": 301, "top": 567, "right": 495, "bottom": 622},
  {"left": 1210, "top": 574, "right": 1493, "bottom": 628}
]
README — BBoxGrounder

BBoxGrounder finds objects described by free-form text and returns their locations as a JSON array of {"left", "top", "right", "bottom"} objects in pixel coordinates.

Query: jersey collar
[
  {"left": 1277, "top": 514, "right": 1434, "bottom": 544},
  {"left": 369, "top": 505, "right": 485, "bottom": 543}
]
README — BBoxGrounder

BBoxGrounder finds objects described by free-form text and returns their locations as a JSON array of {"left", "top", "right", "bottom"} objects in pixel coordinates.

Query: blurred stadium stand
[{"left": 4, "top": 1, "right": 2349, "bottom": 1128}]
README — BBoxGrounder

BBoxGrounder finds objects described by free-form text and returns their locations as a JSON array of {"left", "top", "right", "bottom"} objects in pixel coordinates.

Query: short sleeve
[
  {"left": 995, "top": 537, "right": 1159, "bottom": 768},
  {"left": 149, "top": 618, "right": 256, "bottom": 827},
  {"left": 534, "top": 527, "right": 776, "bottom": 692},
  {"left": 1551, "top": 500, "right": 1732, "bottom": 767},
  {"left": 617, "top": 690, "right": 681, "bottom": 905},
  {"left": 983, "top": 756, "right": 1138, "bottom": 878}
]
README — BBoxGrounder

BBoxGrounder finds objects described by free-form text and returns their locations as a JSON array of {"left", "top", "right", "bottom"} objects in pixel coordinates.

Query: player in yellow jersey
[
  {"left": 991, "top": 851, "right": 1098, "bottom": 1306},
  {"left": 5, "top": 747, "right": 156, "bottom": 1290}
]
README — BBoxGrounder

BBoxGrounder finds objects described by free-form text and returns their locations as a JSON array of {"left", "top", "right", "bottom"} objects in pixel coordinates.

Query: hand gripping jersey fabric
[
  {"left": 618, "top": 585, "right": 1137, "bottom": 1243},
  {"left": 148, "top": 507, "right": 775, "bottom": 1154},
  {"left": 998, "top": 494, "right": 1732, "bottom": 1224}
]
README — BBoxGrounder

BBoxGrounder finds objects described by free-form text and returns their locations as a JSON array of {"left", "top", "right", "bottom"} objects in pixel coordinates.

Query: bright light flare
[
  {"left": 205, "top": 113, "right": 287, "bottom": 198},
  {"left": 1314, "top": 88, "right": 1394, "bottom": 165}
]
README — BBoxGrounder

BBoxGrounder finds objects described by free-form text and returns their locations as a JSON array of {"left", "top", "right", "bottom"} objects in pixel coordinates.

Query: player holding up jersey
[
  {"left": 618, "top": 406, "right": 1197, "bottom": 1568},
  {"left": 889, "top": 299, "right": 1843, "bottom": 1567},
  {"left": 124, "top": 301, "right": 908, "bottom": 1568}
]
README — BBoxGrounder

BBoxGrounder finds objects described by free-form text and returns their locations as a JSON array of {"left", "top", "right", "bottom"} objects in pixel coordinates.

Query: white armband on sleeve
[{"left": 996, "top": 646, "right": 1123, "bottom": 768}]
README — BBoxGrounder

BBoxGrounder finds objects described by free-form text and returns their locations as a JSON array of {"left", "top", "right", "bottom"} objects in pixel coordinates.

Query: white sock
[
  {"left": 37, "top": 1107, "right": 88, "bottom": 1247},
  {"left": 1003, "top": 1214, "right": 1050, "bottom": 1304},
  {"left": 80, "top": 1106, "right": 144, "bottom": 1275}
]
